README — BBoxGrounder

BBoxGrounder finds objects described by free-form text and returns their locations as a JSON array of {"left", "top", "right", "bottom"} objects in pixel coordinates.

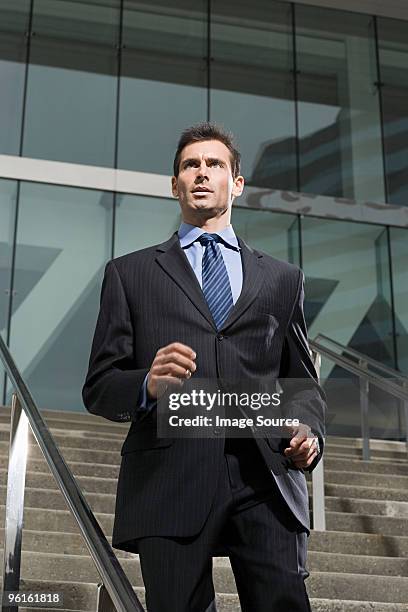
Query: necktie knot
[{"left": 197, "top": 233, "right": 220, "bottom": 246}]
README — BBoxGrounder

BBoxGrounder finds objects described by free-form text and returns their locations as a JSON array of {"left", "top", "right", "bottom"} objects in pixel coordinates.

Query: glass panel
[
  {"left": 114, "top": 194, "right": 180, "bottom": 257},
  {"left": 377, "top": 18, "right": 408, "bottom": 207},
  {"left": 8, "top": 183, "right": 113, "bottom": 412},
  {"left": 301, "top": 217, "right": 395, "bottom": 436},
  {"left": 210, "top": 1, "right": 296, "bottom": 190},
  {"left": 22, "top": 0, "right": 119, "bottom": 166},
  {"left": 390, "top": 227, "right": 408, "bottom": 374},
  {"left": 295, "top": 6, "right": 385, "bottom": 202},
  {"left": 0, "top": 179, "right": 17, "bottom": 404},
  {"left": 118, "top": 0, "right": 207, "bottom": 175},
  {"left": 0, "top": 0, "right": 30, "bottom": 155},
  {"left": 231, "top": 208, "right": 298, "bottom": 263}
]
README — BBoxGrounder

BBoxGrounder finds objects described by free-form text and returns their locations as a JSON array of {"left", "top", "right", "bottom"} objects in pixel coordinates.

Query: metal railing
[
  {"left": 315, "top": 334, "right": 407, "bottom": 383},
  {"left": 310, "top": 335, "right": 408, "bottom": 461},
  {"left": 0, "top": 334, "right": 144, "bottom": 612},
  {"left": 309, "top": 335, "right": 408, "bottom": 532}
]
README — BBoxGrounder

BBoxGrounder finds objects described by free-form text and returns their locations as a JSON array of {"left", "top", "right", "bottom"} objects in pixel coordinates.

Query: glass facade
[
  {"left": 377, "top": 18, "right": 408, "bottom": 206},
  {"left": 0, "top": 1, "right": 407, "bottom": 430},
  {"left": 1, "top": 1, "right": 408, "bottom": 205},
  {"left": 210, "top": 1, "right": 296, "bottom": 189},
  {"left": 0, "top": 179, "right": 17, "bottom": 402},
  {"left": 118, "top": 0, "right": 208, "bottom": 175},
  {"left": 295, "top": 7, "right": 385, "bottom": 202}
]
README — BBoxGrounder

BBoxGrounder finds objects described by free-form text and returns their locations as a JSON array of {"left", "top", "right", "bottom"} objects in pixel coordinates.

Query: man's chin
[{"left": 190, "top": 203, "right": 228, "bottom": 215}]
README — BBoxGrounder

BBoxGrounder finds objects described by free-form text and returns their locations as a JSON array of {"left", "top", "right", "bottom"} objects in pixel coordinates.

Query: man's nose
[{"left": 196, "top": 160, "right": 209, "bottom": 178}]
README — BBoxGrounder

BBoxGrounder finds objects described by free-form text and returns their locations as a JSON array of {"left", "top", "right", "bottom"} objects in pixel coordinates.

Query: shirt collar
[{"left": 178, "top": 222, "right": 240, "bottom": 251}]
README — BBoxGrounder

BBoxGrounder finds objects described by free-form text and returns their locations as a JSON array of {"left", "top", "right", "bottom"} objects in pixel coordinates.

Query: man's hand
[
  {"left": 147, "top": 342, "right": 197, "bottom": 400},
  {"left": 283, "top": 423, "right": 319, "bottom": 469}
]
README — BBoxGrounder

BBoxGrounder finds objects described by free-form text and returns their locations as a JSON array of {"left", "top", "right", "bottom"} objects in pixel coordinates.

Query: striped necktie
[{"left": 198, "top": 233, "right": 233, "bottom": 330}]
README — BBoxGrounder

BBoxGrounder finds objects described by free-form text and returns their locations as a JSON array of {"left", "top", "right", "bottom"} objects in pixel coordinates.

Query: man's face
[{"left": 171, "top": 140, "right": 244, "bottom": 222}]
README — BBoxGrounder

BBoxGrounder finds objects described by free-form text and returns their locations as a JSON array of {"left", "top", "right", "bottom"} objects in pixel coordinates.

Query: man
[{"left": 83, "top": 122, "right": 325, "bottom": 612}]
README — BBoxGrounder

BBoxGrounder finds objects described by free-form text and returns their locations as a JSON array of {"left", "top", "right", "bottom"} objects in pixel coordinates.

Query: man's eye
[
  {"left": 210, "top": 161, "right": 221, "bottom": 166},
  {"left": 185, "top": 161, "right": 197, "bottom": 168}
]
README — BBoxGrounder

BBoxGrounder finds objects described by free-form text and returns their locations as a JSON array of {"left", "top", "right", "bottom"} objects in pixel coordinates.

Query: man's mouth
[{"left": 192, "top": 187, "right": 213, "bottom": 195}]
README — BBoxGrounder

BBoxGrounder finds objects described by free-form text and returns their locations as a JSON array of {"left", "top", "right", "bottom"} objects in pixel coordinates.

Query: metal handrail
[
  {"left": 0, "top": 334, "right": 143, "bottom": 612},
  {"left": 309, "top": 339, "right": 408, "bottom": 402},
  {"left": 315, "top": 333, "right": 407, "bottom": 382},
  {"left": 309, "top": 337, "right": 408, "bottom": 533},
  {"left": 310, "top": 336, "right": 408, "bottom": 463}
]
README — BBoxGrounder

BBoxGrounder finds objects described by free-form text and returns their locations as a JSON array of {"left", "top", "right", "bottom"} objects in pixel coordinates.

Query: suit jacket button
[
  {"left": 213, "top": 428, "right": 222, "bottom": 435},
  {"left": 217, "top": 334, "right": 224, "bottom": 341}
]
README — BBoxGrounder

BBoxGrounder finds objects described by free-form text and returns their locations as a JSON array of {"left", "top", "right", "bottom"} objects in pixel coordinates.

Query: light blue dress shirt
[{"left": 138, "top": 222, "right": 243, "bottom": 410}]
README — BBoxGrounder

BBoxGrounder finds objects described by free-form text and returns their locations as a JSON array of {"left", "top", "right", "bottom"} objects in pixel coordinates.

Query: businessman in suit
[{"left": 83, "top": 122, "right": 325, "bottom": 612}]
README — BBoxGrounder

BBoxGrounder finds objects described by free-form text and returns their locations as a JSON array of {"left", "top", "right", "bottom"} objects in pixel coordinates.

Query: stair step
[
  {"left": 325, "top": 511, "right": 408, "bottom": 537},
  {"left": 0, "top": 468, "right": 118, "bottom": 495},
  {"left": 3, "top": 527, "right": 408, "bottom": 559},
  {"left": 324, "top": 496, "right": 408, "bottom": 518},
  {"left": 0, "top": 428, "right": 125, "bottom": 451},
  {"left": 0, "top": 413, "right": 127, "bottom": 436},
  {"left": 308, "top": 530, "right": 408, "bottom": 557},
  {"left": 325, "top": 437, "right": 407, "bottom": 452},
  {"left": 311, "top": 599, "right": 408, "bottom": 611},
  {"left": 316, "top": 483, "right": 408, "bottom": 503},
  {"left": 0, "top": 506, "right": 113, "bottom": 535},
  {"left": 0, "top": 442, "right": 120, "bottom": 465},
  {"left": 324, "top": 470, "right": 408, "bottom": 489},
  {"left": 323, "top": 456, "right": 408, "bottom": 475},
  {"left": 325, "top": 445, "right": 408, "bottom": 460},
  {"left": 3, "top": 571, "right": 408, "bottom": 607},
  {"left": 0, "top": 455, "right": 120, "bottom": 479},
  {"left": 326, "top": 451, "right": 408, "bottom": 465},
  {"left": 3, "top": 465, "right": 408, "bottom": 500},
  {"left": 6, "top": 548, "right": 408, "bottom": 585},
  {"left": 0, "top": 485, "right": 116, "bottom": 514}
]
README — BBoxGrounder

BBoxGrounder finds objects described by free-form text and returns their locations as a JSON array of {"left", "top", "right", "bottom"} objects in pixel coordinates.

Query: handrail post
[
  {"left": 97, "top": 584, "right": 116, "bottom": 612},
  {"left": 403, "top": 382, "right": 408, "bottom": 457},
  {"left": 311, "top": 350, "right": 326, "bottom": 531},
  {"left": 2, "top": 393, "right": 29, "bottom": 612},
  {"left": 359, "top": 360, "right": 370, "bottom": 461}
]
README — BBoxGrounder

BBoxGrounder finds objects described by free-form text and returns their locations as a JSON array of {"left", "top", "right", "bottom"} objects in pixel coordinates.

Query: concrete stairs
[{"left": 0, "top": 407, "right": 407, "bottom": 611}]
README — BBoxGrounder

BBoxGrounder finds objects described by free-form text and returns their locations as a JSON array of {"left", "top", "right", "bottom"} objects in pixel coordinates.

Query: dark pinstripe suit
[{"left": 83, "top": 231, "right": 325, "bottom": 611}]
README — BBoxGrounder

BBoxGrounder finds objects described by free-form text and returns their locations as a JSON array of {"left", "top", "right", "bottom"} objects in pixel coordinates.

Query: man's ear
[
  {"left": 171, "top": 176, "right": 178, "bottom": 198},
  {"left": 232, "top": 175, "right": 245, "bottom": 199}
]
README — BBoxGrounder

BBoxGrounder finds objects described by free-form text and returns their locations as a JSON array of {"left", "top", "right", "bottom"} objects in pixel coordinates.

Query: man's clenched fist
[
  {"left": 283, "top": 423, "right": 319, "bottom": 469},
  {"left": 147, "top": 342, "right": 197, "bottom": 400}
]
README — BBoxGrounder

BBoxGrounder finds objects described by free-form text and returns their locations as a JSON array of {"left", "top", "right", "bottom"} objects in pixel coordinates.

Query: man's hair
[{"left": 173, "top": 122, "right": 241, "bottom": 178}]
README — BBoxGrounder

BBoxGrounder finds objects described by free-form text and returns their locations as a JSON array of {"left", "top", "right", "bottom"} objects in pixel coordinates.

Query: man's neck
[{"left": 181, "top": 217, "right": 231, "bottom": 233}]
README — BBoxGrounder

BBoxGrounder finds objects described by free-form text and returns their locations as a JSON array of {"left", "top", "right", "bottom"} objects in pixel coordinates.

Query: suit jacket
[{"left": 82, "top": 232, "right": 326, "bottom": 553}]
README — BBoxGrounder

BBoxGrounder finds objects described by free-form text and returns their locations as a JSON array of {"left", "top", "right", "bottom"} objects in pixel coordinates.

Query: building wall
[
  {"left": 280, "top": 0, "right": 408, "bottom": 22},
  {"left": 0, "top": 1, "right": 407, "bottom": 426}
]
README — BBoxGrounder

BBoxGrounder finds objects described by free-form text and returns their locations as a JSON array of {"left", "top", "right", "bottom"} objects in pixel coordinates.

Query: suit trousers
[{"left": 137, "top": 438, "right": 312, "bottom": 612}]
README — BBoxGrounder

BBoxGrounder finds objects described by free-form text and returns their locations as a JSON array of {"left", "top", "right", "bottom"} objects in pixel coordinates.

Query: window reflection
[
  {"left": 295, "top": 6, "right": 385, "bottom": 203},
  {"left": 8, "top": 183, "right": 113, "bottom": 411},
  {"left": 390, "top": 228, "right": 408, "bottom": 374},
  {"left": 0, "top": 179, "right": 17, "bottom": 404},
  {"left": 22, "top": 0, "right": 119, "bottom": 166},
  {"left": 378, "top": 18, "right": 408, "bottom": 207},
  {"left": 0, "top": 0, "right": 30, "bottom": 155},
  {"left": 210, "top": 1, "right": 296, "bottom": 191},
  {"left": 118, "top": 0, "right": 207, "bottom": 174}
]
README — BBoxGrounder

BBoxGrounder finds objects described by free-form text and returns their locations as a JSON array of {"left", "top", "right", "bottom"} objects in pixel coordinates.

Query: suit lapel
[
  {"left": 155, "top": 233, "right": 217, "bottom": 330},
  {"left": 219, "top": 236, "right": 264, "bottom": 330},
  {"left": 155, "top": 232, "right": 264, "bottom": 331}
]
